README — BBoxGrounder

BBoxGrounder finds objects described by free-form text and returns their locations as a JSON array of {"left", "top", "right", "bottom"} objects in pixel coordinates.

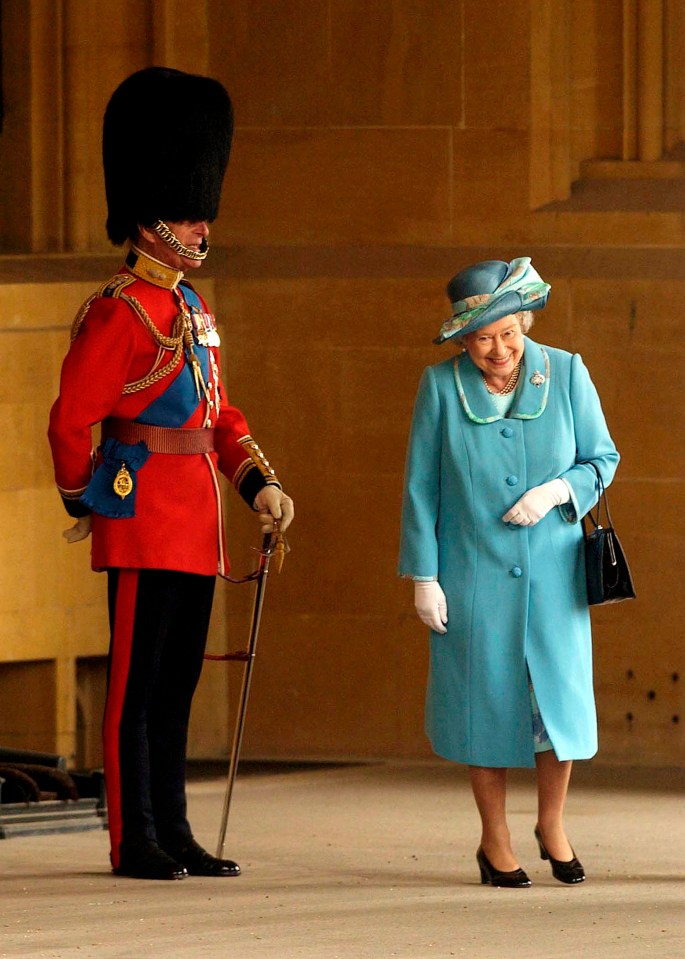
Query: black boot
[
  {"left": 114, "top": 842, "right": 188, "bottom": 880},
  {"left": 165, "top": 838, "right": 241, "bottom": 877}
]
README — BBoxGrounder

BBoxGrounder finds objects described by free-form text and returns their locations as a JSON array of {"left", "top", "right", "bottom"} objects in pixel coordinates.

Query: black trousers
[{"left": 104, "top": 569, "right": 215, "bottom": 867}]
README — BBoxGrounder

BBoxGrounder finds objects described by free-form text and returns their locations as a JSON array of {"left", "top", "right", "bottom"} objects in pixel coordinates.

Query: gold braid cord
[
  {"left": 119, "top": 296, "right": 185, "bottom": 394},
  {"left": 70, "top": 274, "right": 187, "bottom": 394}
]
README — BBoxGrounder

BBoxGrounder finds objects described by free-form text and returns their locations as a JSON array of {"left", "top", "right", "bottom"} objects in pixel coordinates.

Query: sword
[{"left": 207, "top": 525, "right": 286, "bottom": 859}]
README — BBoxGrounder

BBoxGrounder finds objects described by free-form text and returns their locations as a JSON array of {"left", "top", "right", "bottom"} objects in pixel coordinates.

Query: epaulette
[
  {"left": 100, "top": 274, "right": 138, "bottom": 299},
  {"left": 70, "top": 273, "right": 188, "bottom": 394},
  {"left": 70, "top": 274, "right": 138, "bottom": 341}
]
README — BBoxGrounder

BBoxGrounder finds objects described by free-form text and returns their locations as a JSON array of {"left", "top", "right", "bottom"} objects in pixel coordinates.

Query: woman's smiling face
[{"left": 462, "top": 313, "right": 525, "bottom": 386}]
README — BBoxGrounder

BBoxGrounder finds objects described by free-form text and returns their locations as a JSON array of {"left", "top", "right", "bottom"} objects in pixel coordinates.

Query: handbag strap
[{"left": 584, "top": 461, "right": 614, "bottom": 530}]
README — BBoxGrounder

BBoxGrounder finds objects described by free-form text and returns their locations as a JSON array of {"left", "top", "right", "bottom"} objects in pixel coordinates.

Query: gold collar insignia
[{"left": 126, "top": 246, "right": 184, "bottom": 290}]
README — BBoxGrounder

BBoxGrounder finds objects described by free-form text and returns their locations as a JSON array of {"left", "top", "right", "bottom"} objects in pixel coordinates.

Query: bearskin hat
[{"left": 103, "top": 67, "right": 233, "bottom": 245}]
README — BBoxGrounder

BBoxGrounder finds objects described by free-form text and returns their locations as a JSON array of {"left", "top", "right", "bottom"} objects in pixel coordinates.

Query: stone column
[{"left": 636, "top": 0, "right": 664, "bottom": 162}]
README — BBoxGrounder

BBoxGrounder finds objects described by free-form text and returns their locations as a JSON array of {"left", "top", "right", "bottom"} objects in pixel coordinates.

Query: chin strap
[{"left": 152, "top": 219, "right": 209, "bottom": 260}]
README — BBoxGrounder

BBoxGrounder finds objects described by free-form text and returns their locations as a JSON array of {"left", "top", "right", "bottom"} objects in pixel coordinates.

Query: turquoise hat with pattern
[{"left": 434, "top": 257, "right": 551, "bottom": 344}]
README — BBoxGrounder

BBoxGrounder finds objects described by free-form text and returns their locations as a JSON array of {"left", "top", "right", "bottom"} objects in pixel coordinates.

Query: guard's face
[
  {"left": 462, "top": 314, "right": 525, "bottom": 382},
  {"left": 139, "top": 220, "right": 210, "bottom": 271}
]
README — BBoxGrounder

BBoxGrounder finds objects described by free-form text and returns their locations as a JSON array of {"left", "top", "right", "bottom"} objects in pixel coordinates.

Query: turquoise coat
[{"left": 399, "top": 338, "right": 619, "bottom": 768}]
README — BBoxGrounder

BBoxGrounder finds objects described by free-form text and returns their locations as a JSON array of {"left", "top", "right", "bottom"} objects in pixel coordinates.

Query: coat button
[
  {"left": 510, "top": 566, "right": 523, "bottom": 578},
  {"left": 501, "top": 427, "right": 514, "bottom": 438},
  {"left": 506, "top": 474, "right": 518, "bottom": 486}
]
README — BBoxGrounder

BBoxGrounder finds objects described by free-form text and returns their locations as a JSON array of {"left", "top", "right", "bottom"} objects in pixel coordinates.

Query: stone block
[
  {"left": 330, "top": 0, "right": 463, "bottom": 125},
  {"left": 453, "top": 129, "right": 530, "bottom": 221},
  {"left": 209, "top": 0, "right": 330, "bottom": 126},
  {"left": 463, "top": 0, "right": 531, "bottom": 130},
  {"left": 236, "top": 610, "right": 430, "bottom": 760},
  {"left": 219, "top": 128, "right": 452, "bottom": 245}
]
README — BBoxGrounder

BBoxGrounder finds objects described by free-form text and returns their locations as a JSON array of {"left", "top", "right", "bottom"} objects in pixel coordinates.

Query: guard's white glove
[
  {"left": 414, "top": 581, "right": 448, "bottom": 634},
  {"left": 502, "top": 479, "right": 570, "bottom": 526},
  {"left": 63, "top": 515, "right": 92, "bottom": 543},
  {"left": 253, "top": 486, "right": 294, "bottom": 534}
]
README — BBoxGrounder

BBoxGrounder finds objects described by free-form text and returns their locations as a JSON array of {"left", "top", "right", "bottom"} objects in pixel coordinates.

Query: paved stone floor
[{"left": 1, "top": 762, "right": 683, "bottom": 959}]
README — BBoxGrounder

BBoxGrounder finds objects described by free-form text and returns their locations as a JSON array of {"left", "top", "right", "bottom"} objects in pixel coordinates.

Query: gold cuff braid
[{"left": 234, "top": 436, "right": 280, "bottom": 488}]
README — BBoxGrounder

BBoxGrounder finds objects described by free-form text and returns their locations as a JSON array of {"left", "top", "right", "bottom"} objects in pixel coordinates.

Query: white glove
[
  {"left": 63, "top": 515, "right": 92, "bottom": 543},
  {"left": 502, "top": 479, "right": 570, "bottom": 526},
  {"left": 414, "top": 581, "right": 448, "bottom": 634},
  {"left": 253, "top": 486, "right": 294, "bottom": 534}
]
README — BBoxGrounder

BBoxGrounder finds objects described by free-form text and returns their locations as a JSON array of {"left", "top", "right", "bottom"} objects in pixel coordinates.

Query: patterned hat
[
  {"left": 434, "top": 257, "right": 551, "bottom": 344},
  {"left": 103, "top": 67, "right": 234, "bottom": 245}
]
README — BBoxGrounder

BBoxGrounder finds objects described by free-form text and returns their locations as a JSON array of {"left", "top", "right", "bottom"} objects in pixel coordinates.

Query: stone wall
[{"left": 0, "top": 0, "right": 681, "bottom": 767}]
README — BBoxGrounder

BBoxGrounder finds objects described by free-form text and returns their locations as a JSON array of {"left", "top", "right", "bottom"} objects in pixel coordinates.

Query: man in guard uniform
[{"left": 48, "top": 68, "right": 294, "bottom": 880}]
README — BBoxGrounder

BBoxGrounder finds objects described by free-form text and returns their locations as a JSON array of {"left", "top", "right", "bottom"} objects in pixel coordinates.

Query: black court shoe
[
  {"left": 167, "top": 838, "right": 241, "bottom": 877},
  {"left": 535, "top": 825, "right": 586, "bottom": 884},
  {"left": 114, "top": 843, "right": 188, "bottom": 880},
  {"left": 476, "top": 846, "right": 531, "bottom": 888}
]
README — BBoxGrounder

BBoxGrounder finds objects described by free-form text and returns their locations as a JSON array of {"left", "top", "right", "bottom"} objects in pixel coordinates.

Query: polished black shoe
[
  {"left": 114, "top": 843, "right": 188, "bottom": 880},
  {"left": 535, "top": 825, "right": 586, "bottom": 884},
  {"left": 476, "top": 846, "right": 531, "bottom": 888},
  {"left": 167, "top": 839, "right": 241, "bottom": 877}
]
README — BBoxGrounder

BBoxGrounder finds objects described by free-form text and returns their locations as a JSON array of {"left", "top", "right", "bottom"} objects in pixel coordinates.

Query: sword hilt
[{"left": 263, "top": 521, "right": 287, "bottom": 573}]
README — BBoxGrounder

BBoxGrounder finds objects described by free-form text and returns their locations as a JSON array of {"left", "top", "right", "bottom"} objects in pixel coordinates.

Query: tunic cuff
[
  {"left": 237, "top": 466, "right": 282, "bottom": 511},
  {"left": 61, "top": 494, "right": 92, "bottom": 519}
]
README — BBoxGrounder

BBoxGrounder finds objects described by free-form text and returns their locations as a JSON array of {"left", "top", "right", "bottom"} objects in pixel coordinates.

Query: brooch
[
  {"left": 530, "top": 370, "right": 545, "bottom": 387},
  {"left": 113, "top": 463, "right": 133, "bottom": 500}
]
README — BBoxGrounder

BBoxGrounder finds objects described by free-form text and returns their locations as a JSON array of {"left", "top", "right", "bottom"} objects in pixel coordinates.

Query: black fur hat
[{"left": 103, "top": 67, "right": 233, "bottom": 245}]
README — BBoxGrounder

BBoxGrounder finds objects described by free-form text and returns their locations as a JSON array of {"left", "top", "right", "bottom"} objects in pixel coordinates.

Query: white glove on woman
[
  {"left": 502, "top": 479, "right": 570, "bottom": 526},
  {"left": 253, "top": 486, "right": 295, "bottom": 534},
  {"left": 63, "top": 515, "right": 92, "bottom": 543},
  {"left": 414, "top": 581, "right": 448, "bottom": 634}
]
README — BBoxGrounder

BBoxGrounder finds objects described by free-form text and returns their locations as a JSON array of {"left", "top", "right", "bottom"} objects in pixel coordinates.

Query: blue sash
[
  {"left": 81, "top": 285, "right": 211, "bottom": 517},
  {"left": 137, "top": 285, "right": 210, "bottom": 427}
]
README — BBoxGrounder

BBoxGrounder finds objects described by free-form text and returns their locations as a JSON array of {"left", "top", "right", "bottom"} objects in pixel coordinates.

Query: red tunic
[{"left": 48, "top": 268, "right": 270, "bottom": 576}]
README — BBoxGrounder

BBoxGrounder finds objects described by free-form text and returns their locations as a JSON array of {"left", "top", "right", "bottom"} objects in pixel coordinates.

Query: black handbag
[{"left": 582, "top": 463, "right": 636, "bottom": 606}]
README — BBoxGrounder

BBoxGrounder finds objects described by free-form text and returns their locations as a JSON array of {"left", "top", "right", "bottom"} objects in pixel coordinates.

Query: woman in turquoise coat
[{"left": 399, "top": 257, "right": 619, "bottom": 888}]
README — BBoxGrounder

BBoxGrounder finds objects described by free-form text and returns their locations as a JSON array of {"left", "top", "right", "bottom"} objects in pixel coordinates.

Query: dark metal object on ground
[{"left": 0, "top": 748, "right": 106, "bottom": 839}]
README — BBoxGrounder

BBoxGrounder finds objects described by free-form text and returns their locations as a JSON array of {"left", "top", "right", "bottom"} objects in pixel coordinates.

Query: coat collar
[{"left": 453, "top": 337, "right": 550, "bottom": 424}]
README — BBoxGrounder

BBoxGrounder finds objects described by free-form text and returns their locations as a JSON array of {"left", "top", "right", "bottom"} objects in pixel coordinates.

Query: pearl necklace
[{"left": 482, "top": 361, "right": 521, "bottom": 396}]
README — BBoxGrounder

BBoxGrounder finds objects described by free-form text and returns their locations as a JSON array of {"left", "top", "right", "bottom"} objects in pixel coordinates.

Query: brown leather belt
[{"left": 102, "top": 418, "right": 215, "bottom": 454}]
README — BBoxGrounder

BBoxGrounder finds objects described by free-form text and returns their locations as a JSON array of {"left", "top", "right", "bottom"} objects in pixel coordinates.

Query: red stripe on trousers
[{"left": 102, "top": 569, "right": 139, "bottom": 869}]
